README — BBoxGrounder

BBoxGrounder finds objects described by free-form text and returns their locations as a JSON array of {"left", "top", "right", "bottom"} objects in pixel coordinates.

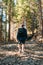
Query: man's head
[{"left": 22, "top": 24, "right": 25, "bottom": 28}]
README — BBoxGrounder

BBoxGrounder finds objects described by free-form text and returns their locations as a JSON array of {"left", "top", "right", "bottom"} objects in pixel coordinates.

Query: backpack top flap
[
  {"left": 18, "top": 28, "right": 27, "bottom": 37},
  {"left": 18, "top": 28, "right": 24, "bottom": 36}
]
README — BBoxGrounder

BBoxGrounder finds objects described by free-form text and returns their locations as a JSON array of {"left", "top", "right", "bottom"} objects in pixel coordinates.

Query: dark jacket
[{"left": 17, "top": 28, "right": 27, "bottom": 43}]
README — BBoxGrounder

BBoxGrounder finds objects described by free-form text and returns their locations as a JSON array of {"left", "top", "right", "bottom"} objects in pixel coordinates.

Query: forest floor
[{"left": 0, "top": 40, "right": 43, "bottom": 65}]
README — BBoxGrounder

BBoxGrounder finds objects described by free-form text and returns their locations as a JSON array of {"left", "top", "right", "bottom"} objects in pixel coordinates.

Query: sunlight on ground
[{"left": 0, "top": 43, "right": 43, "bottom": 60}]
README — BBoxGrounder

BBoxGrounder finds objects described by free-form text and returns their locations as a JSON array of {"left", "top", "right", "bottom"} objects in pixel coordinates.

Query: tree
[
  {"left": 39, "top": 0, "right": 43, "bottom": 37},
  {"left": 3, "top": 0, "right": 16, "bottom": 40},
  {"left": 3, "top": 0, "right": 39, "bottom": 36}
]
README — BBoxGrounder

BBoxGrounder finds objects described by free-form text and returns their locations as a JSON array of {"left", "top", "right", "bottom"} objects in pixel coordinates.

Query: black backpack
[
  {"left": 17, "top": 28, "right": 27, "bottom": 40},
  {"left": 18, "top": 28, "right": 24, "bottom": 37}
]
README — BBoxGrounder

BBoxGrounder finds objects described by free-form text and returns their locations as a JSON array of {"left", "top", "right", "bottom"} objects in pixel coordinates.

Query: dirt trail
[{"left": 0, "top": 41, "right": 43, "bottom": 65}]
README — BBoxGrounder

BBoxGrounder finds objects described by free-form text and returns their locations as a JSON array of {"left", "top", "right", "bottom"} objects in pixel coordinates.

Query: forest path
[{"left": 0, "top": 40, "right": 43, "bottom": 65}]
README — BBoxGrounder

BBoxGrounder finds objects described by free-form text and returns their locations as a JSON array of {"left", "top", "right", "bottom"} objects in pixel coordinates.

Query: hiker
[{"left": 17, "top": 24, "right": 27, "bottom": 54}]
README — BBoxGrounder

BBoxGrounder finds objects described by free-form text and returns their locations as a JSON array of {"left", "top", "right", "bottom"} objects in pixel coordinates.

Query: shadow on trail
[
  {"left": 0, "top": 54, "right": 43, "bottom": 65},
  {"left": 0, "top": 41, "right": 43, "bottom": 65}
]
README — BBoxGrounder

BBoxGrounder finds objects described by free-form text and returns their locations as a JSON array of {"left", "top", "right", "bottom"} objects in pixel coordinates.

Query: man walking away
[{"left": 17, "top": 24, "right": 27, "bottom": 54}]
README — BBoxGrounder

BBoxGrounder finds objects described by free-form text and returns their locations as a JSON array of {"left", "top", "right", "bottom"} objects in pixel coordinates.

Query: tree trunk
[
  {"left": 8, "top": 0, "right": 12, "bottom": 40},
  {"left": 42, "top": 19, "right": 43, "bottom": 37},
  {"left": 39, "top": 0, "right": 43, "bottom": 37},
  {"left": 0, "top": 17, "right": 2, "bottom": 41}
]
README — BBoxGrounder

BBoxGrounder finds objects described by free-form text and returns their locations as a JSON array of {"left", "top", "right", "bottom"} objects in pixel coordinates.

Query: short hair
[{"left": 22, "top": 25, "right": 24, "bottom": 27}]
